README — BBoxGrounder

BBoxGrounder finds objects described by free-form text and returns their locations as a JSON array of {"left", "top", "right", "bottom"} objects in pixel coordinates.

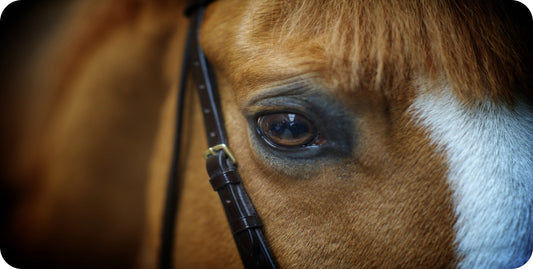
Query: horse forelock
[{"left": 205, "top": 0, "right": 531, "bottom": 106}]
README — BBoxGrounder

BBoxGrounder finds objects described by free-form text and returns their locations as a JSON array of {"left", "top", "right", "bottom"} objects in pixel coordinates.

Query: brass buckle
[{"left": 203, "top": 144, "right": 237, "bottom": 165}]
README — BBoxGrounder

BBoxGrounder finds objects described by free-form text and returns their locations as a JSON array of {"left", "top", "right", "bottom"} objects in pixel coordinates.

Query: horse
[{"left": 1, "top": 0, "right": 532, "bottom": 268}]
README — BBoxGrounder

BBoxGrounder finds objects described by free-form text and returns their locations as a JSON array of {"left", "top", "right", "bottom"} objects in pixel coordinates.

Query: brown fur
[{"left": 188, "top": 1, "right": 458, "bottom": 267}]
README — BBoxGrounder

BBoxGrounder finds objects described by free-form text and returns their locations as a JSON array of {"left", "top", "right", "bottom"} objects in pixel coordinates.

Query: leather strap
[
  {"left": 188, "top": 9, "right": 227, "bottom": 147},
  {"left": 206, "top": 153, "right": 264, "bottom": 235},
  {"left": 189, "top": 7, "right": 279, "bottom": 269},
  {"left": 159, "top": 2, "right": 279, "bottom": 269}
]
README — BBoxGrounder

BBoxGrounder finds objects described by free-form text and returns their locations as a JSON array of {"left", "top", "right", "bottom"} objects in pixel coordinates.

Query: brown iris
[{"left": 257, "top": 113, "right": 318, "bottom": 147}]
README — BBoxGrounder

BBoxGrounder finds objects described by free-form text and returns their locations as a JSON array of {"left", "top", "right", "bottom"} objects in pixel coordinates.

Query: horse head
[{"left": 145, "top": 0, "right": 533, "bottom": 268}]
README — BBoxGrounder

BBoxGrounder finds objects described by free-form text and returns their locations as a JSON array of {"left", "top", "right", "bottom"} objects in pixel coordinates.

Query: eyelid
[{"left": 246, "top": 103, "right": 313, "bottom": 120}]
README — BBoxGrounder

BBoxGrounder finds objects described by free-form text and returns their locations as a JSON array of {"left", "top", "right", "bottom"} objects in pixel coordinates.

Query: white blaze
[{"left": 410, "top": 86, "right": 533, "bottom": 268}]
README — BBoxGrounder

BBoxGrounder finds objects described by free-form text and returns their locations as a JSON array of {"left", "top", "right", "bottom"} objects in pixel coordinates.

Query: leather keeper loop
[
  {"left": 230, "top": 216, "right": 263, "bottom": 235},
  {"left": 209, "top": 170, "right": 240, "bottom": 190}
]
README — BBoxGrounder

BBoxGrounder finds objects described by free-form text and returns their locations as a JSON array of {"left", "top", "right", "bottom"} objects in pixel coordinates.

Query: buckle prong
[{"left": 203, "top": 144, "right": 237, "bottom": 165}]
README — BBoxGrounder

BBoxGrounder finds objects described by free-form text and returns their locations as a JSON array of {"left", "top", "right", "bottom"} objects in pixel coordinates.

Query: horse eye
[{"left": 257, "top": 113, "right": 321, "bottom": 148}]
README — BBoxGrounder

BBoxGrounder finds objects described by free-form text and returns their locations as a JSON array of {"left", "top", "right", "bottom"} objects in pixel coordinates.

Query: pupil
[
  {"left": 258, "top": 113, "right": 317, "bottom": 147},
  {"left": 270, "top": 119, "right": 308, "bottom": 139}
]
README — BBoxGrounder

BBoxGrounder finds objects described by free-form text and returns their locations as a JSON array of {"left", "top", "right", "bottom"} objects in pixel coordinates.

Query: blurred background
[{"left": 0, "top": 0, "right": 181, "bottom": 267}]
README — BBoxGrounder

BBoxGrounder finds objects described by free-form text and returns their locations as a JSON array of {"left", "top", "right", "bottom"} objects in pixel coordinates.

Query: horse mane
[{"left": 250, "top": 0, "right": 532, "bottom": 105}]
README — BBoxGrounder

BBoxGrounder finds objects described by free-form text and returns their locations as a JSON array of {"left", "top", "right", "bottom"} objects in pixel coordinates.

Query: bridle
[{"left": 159, "top": 1, "right": 279, "bottom": 268}]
